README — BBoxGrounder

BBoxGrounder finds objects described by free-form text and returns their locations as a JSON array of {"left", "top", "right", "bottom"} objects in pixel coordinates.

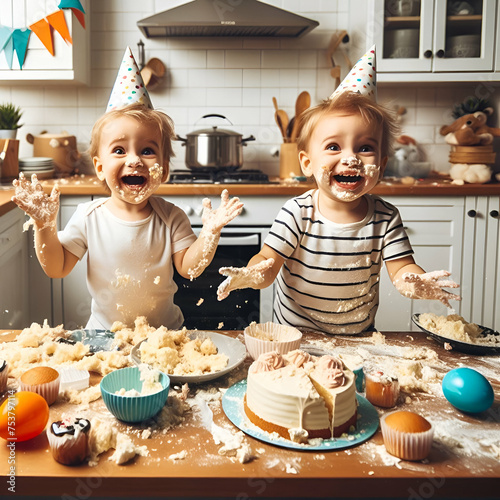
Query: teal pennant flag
[
  {"left": 12, "top": 28, "right": 31, "bottom": 69},
  {"left": 58, "top": 0, "right": 86, "bottom": 13},
  {"left": 3, "top": 36, "right": 14, "bottom": 69},
  {"left": 0, "top": 25, "right": 13, "bottom": 52}
]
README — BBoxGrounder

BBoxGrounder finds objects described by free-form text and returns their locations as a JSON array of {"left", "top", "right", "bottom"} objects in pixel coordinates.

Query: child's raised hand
[
  {"left": 12, "top": 173, "right": 60, "bottom": 229},
  {"left": 217, "top": 258, "right": 275, "bottom": 300},
  {"left": 401, "top": 270, "right": 461, "bottom": 307},
  {"left": 201, "top": 189, "right": 243, "bottom": 234}
]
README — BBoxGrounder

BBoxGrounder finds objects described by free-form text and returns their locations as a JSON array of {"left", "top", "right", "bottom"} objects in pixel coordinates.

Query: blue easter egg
[{"left": 442, "top": 367, "right": 494, "bottom": 413}]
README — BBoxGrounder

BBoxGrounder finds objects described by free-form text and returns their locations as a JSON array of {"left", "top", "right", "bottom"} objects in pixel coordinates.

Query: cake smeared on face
[{"left": 319, "top": 156, "right": 381, "bottom": 202}]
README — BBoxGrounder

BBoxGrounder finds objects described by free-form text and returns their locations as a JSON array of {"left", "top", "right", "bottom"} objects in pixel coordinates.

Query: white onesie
[{"left": 58, "top": 197, "right": 197, "bottom": 330}]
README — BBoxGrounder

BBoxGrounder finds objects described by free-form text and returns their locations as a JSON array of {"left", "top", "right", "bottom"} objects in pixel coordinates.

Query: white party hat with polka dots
[
  {"left": 106, "top": 46, "right": 153, "bottom": 112},
  {"left": 330, "top": 45, "right": 377, "bottom": 101}
]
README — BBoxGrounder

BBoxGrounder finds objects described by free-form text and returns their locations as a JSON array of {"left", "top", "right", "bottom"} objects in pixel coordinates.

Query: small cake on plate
[
  {"left": 47, "top": 418, "right": 91, "bottom": 465},
  {"left": 0, "top": 359, "right": 8, "bottom": 392},
  {"left": 381, "top": 410, "right": 434, "bottom": 461},
  {"left": 19, "top": 366, "right": 60, "bottom": 405},
  {"left": 365, "top": 367, "right": 399, "bottom": 408}
]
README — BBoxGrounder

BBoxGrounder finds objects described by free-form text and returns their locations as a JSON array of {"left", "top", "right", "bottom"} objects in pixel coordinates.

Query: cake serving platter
[
  {"left": 131, "top": 331, "right": 247, "bottom": 384},
  {"left": 222, "top": 379, "right": 379, "bottom": 451},
  {"left": 68, "top": 329, "right": 116, "bottom": 353},
  {"left": 412, "top": 314, "right": 500, "bottom": 355}
]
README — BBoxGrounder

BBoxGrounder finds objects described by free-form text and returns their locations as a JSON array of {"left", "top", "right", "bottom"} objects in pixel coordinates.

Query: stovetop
[{"left": 167, "top": 169, "right": 274, "bottom": 184}]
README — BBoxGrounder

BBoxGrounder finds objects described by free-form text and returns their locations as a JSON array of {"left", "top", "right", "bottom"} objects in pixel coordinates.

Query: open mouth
[
  {"left": 121, "top": 175, "right": 146, "bottom": 186},
  {"left": 333, "top": 174, "right": 363, "bottom": 184}
]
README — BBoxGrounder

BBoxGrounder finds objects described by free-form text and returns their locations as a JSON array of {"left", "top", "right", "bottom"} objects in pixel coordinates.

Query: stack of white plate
[{"left": 19, "top": 157, "right": 55, "bottom": 180}]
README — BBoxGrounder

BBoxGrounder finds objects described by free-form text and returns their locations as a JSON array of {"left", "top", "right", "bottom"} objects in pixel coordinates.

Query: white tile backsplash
[{"left": 3, "top": 0, "right": 494, "bottom": 175}]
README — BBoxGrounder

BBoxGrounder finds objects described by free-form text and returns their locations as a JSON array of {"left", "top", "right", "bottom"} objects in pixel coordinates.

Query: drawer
[{"left": 0, "top": 210, "right": 25, "bottom": 258}]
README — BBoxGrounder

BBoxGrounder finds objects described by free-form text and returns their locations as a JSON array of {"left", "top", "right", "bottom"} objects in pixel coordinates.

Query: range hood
[{"left": 137, "top": 0, "right": 319, "bottom": 38}]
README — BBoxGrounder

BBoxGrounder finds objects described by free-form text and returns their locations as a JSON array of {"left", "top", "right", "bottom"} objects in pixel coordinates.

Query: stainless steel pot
[{"left": 176, "top": 114, "right": 255, "bottom": 171}]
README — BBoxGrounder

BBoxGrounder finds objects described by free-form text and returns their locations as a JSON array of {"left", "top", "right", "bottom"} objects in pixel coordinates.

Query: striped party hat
[
  {"left": 330, "top": 45, "right": 377, "bottom": 101},
  {"left": 106, "top": 46, "right": 153, "bottom": 112}
]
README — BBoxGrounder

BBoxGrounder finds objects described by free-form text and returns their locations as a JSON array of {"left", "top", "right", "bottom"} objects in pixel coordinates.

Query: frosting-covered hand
[
  {"left": 398, "top": 270, "right": 461, "bottom": 307},
  {"left": 12, "top": 173, "right": 60, "bottom": 229},
  {"left": 217, "top": 258, "right": 275, "bottom": 300},
  {"left": 201, "top": 189, "right": 243, "bottom": 234}
]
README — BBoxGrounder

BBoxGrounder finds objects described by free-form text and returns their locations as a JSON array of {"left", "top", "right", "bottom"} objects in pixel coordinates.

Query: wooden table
[{"left": 0, "top": 329, "right": 499, "bottom": 499}]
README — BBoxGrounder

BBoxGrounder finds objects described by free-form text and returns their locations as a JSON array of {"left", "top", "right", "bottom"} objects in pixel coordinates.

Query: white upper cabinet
[
  {"left": 0, "top": 0, "right": 89, "bottom": 84},
  {"left": 369, "top": 0, "right": 498, "bottom": 82}
]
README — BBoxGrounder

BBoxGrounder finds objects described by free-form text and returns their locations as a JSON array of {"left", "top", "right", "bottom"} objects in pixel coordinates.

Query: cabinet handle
[
  {"left": 424, "top": 50, "right": 433, "bottom": 59},
  {"left": 467, "top": 209, "right": 477, "bottom": 218},
  {"left": 436, "top": 49, "right": 445, "bottom": 58},
  {"left": 490, "top": 210, "right": 499, "bottom": 218},
  {"left": 0, "top": 236, "right": 11, "bottom": 244}
]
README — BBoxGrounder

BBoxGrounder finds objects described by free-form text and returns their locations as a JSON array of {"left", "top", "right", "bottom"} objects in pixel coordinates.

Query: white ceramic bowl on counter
[{"left": 244, "top": 321, "right": 302, "bottom": 360}]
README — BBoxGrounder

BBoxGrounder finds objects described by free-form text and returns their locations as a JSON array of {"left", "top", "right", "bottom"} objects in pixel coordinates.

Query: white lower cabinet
[
  {"left": 21, "top": 194, "right": 500, "bottom": 332},
  {"left": 0, "top": 210, "right": 28, "bottom": 328},
  {"left": 461, "top": 196, "right": 500, "bottom": 332},
  {"left": 376, "top": 196, "right": 465, "bottom": 332},
  {"left": 52, "top": 196, "right": 93, "bottom": 329}
]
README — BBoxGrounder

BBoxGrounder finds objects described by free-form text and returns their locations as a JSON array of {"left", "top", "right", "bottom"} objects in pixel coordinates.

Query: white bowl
[
  {"left": 385, "top": 29, "right": 419, "bottom": 58},
  {"left": 244, "top": 322, "right": 302, "bottom": 360},
  {"left": 447, "top": 35, "right": 480, "bottom": 58}
]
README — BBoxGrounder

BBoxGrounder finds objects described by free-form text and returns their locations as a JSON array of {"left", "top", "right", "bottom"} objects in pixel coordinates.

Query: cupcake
[
  {"left": 381, "top": 410, "right": 434, "bottom": 461},
  {"left": 19, "top": 366, "right": 60, "bottom": 405},
  {"left": 0, "top": 359, "right": 8, "bottom": 392},
  {"left": 47, "top": 418, "right": 91, "bottom": 465},
  {"left": 365, "top": 367, "right": 399, "bottom": 408}
]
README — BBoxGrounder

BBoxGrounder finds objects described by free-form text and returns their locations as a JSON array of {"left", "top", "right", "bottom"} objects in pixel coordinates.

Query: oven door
[{"left": 173, "top": 227, "right": 273, "bottom": 330}]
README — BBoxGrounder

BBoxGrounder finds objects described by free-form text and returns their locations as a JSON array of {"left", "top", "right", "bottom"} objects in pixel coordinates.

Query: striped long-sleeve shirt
[{"left": 264, "top": 190, "right": 414, "bottom": 334}]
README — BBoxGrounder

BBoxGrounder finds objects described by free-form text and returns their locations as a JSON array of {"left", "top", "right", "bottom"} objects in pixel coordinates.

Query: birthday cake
[{"left": 244, "top": 350, "right": 357, "bottom": 442}]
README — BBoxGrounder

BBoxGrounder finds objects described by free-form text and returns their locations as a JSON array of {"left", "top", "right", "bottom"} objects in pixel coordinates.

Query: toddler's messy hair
[
  {"left": 89, "top": 103, "right": 176, "bottom": 163},
  {"left": 297, "top": 92, "right": 400, "bottom": 159}
]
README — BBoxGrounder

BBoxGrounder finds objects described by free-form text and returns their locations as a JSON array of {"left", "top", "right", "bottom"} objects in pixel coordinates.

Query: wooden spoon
[
  {"left": 275, "top": 109, "right": 289, "bottom": 143},
  {"left": 272, "top": 96, "right": 279, "bottom": 113},
  {"left": 290, "top": 91, "right": 311, "bottom": 143}
]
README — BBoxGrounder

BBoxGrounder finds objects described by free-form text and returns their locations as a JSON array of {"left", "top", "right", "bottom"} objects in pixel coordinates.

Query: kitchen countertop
[
  {"left": 0, "top": 328, "right": 498, "bottom": 498},
  {"left": 1, "top": 173, "right": 500, "bottom": 217}
]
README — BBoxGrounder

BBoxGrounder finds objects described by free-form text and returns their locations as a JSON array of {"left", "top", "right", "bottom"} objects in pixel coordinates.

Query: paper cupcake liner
[
  {"left": 20, "top": 375, "right": 60, "bottom": 406},
  {"left": 58, "top": 367, "right": 90, "bottom": 392},
  {"left": 365, "top": 371, "right": 400, "bottom": 408},
  {"left": 380, "top": 413, "right": 434, "bottom": 461},
  {"left": 244, "top": 322, "right": 302, "bottom": 360},
  {"left": 0, "top": 362, "right": 9, "bottom": 392},
  {"left": 46, "top": 425, "right": 89, "bottom": 465}
]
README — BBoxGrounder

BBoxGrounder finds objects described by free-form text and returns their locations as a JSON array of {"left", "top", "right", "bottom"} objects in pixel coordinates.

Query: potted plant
[{"left": 0, "top": 103, "right": 23, "bottom": 139}]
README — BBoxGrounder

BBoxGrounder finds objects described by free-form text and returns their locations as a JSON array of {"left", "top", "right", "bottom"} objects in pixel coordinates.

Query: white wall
[{"left": 1, "top": 0, "right": 498, "bottom": 176}]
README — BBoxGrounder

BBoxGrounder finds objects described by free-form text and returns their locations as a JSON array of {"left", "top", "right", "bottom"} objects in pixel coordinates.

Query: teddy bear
[{"left": 439, "top": 108, "right": 500, "bottom": 146}]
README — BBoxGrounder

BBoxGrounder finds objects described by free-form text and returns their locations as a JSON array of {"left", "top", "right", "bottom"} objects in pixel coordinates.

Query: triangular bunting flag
[
  {"left": 0, "top": 26, "right": 13, "bottom": 52},
  {"left": 29, "top": 18, "right": 54, "bottom": 56},
  {"left": 47, "top": 10, "right": 72, "bottom": 45},
  {"left": 3, "top": 36, "right": 14, "bottom": 69},
  {"left": 12, "top": 28, "right": 31, "bottom": 69},
  {"left": 71, "top": 8, "right": 86, "bottom": 29},
  {"left": 58, "top": 0, "right": 86, "bottom": 13},
  {"left": 330, "top": 45, "right": 377, "bottom": 101},
  {"left": 106, "top": 47, "right": 153, "bottom": 112}
]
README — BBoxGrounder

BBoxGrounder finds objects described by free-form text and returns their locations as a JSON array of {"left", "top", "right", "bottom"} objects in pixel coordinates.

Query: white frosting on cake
[
  {"left": 247, "top": 363, "right": 330, "bottom": 433},
  {"left": 246, "top": 350, "right": 357, "bottom": 440}
]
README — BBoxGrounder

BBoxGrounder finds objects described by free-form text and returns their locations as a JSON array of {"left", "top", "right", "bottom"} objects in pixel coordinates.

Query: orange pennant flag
[
  {"left": 47, "top": 10, "right": 72, "bottom": 45},
  {"left": 29, "top": 18, "right": 54, "bottom": 56},
  {"left": 71, "top": 8, "right": 85, "bottom": 29}
]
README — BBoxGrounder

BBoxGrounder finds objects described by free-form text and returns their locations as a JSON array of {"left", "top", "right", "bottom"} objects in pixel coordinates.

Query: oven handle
[{"left": 218, "top": 234, "right": 260, "bottom": 246}]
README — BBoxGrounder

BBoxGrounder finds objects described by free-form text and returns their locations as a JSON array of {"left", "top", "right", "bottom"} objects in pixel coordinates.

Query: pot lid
[{"left": 187, "top": 126, "right": 242, "bottom": 138}]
